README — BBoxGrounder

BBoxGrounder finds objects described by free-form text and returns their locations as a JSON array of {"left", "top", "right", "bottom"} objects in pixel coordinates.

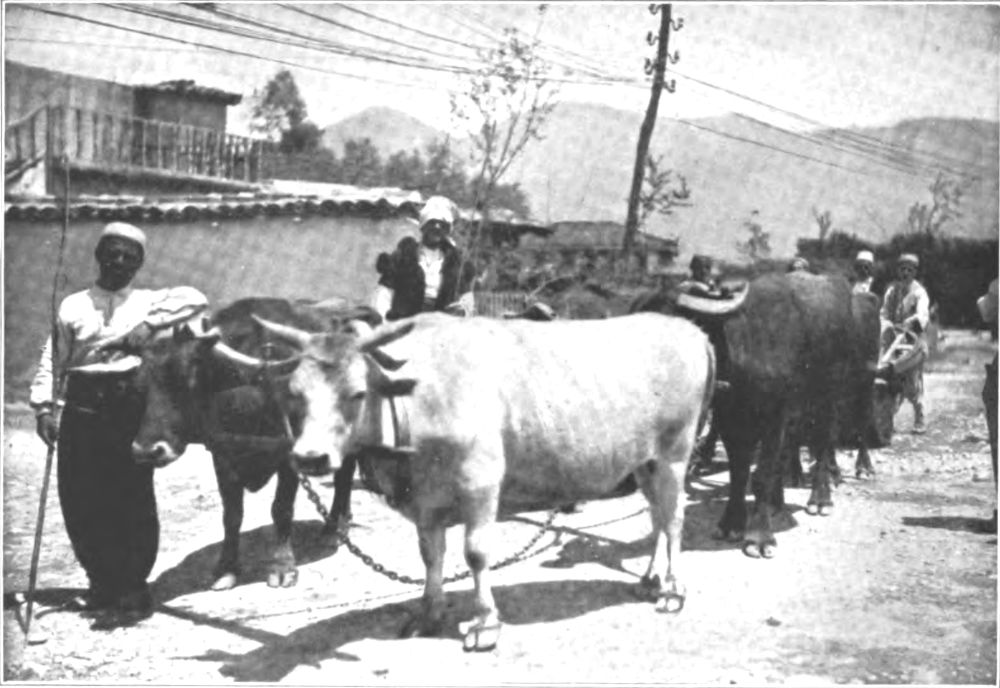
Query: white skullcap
[
  {"left": 855, "top": 250, "right": 874, "bottom": 264},
  {"left": 99, "top": 222, "right": 147, "bottom": 253},
  {"left": 418, "top": 196, "right": 458, "bottom": 233},
  {"left": 898, "top": 253, "right": 919, "bottom": 267}
]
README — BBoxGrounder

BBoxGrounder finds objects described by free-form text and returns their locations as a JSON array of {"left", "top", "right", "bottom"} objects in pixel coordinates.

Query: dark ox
[
  {"left": 256, "top": 312, "right": 716, "bottom": 651},
  {"left": 130, "top": 297, "right": 379, "bottom": 590},
  {"left": 633, "top": 271, "right": 894, "bottom": 557}
]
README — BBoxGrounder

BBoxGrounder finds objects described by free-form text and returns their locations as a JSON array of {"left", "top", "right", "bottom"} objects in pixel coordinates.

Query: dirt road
[{"left": 3, "top": 330, "right": 996, "bottom": 684}]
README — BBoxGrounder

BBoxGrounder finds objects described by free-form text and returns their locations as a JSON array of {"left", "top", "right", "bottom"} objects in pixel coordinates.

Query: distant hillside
[
  {"left": 321, "top": 106, "right": 443, "bottom": 158},
  {"left": 322, "top": 104, "right": 999, "bottom": 260}
]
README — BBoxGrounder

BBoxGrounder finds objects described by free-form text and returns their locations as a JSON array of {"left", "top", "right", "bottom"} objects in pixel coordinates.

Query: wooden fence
[{"left": 5, "top": 105, "right": 267, "bottom": 186}]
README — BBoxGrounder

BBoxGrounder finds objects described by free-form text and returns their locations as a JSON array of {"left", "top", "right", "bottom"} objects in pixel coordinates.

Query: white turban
[{"left": 418, "top": 196, "right": 458, "bottom": 233}]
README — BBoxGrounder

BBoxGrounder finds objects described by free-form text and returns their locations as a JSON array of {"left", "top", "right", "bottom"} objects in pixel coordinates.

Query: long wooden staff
[{"left": 23, "top": 154, "right": 71, "bottom": 645}]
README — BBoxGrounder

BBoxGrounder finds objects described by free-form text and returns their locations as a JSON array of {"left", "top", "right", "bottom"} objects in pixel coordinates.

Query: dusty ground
[{"left": 3, "top": 329, "right": 997, "bottom": 685}]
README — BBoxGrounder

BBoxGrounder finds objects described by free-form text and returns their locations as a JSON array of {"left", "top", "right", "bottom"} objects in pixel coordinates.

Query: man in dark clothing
[
  {"left": 373, "top": 196, "right": 476, "bottom": 321},
  {"left": 30, "top": 222, "right": 207, "bottom": 629}
]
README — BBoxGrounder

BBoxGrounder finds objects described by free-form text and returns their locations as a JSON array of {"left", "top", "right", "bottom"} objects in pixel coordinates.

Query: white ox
[{"left": 256, "top": 311, "right": 716, "bottom": 651}]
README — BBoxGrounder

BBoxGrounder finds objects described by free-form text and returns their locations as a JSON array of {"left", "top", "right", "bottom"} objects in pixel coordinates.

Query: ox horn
[
  {"left": 251, "top": 314, "right": 312, "bottom": 349},
  {"left": 676, "top": 284, "right": 749, "bottom": 316},
  {"left": 211, "top": 339, "right": 300, "bottom": 372}
]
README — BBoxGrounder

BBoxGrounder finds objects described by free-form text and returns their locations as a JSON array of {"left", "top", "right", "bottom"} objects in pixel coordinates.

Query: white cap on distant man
[
  {"left": 855, "top": 250, "right": 874, "bottom": 264},
  {"left": 99, "top": 222, "right": 147, "bottom": 253},
  {"left": 898, "top": 253, "right": 920, "bottom": 267}
]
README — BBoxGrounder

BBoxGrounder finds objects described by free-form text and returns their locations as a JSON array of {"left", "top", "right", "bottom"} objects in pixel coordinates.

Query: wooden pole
[{"left": 622, "top": 4, "right": 673, "bottom": 254}]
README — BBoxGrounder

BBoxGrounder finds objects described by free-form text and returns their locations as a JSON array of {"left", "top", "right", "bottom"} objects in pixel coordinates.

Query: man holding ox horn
[{"left": 30, "top": 222, "right": 208, "bottom": 629}]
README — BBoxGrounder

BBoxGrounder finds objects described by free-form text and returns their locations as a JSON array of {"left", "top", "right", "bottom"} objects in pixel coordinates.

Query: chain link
[{"left": 297, "top": 470, "right": 559, "bottom": 587}]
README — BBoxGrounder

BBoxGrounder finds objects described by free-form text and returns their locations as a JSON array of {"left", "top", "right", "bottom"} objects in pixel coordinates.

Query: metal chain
[{"left": 297, "top": 470, "right": 559, "bottom": 586}]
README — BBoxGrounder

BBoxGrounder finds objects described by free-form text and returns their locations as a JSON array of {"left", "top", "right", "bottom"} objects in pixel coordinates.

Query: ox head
[
  {"left": 251, "top": 315, "right": 415, "bottom": 476},
  {"left": 129, "top": 318, "right": 299, "bottom": 467},
  {"left": 630, "top": 282, "right": 750, "bottom": 320}
]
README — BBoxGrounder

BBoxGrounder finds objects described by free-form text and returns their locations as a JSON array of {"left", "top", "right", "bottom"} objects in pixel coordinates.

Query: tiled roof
[
  {"left": 134, "top": 80, "right": 243, "bottom": 106},
  {"left": 4, "top": 189, "right": 423, "bottom": 224}
]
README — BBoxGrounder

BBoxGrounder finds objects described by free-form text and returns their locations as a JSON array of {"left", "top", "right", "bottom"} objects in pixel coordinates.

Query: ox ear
[
  {"left": 362, "top": 356, "right": 417, "bottom": 397},
  {"left": 358, "top": 320, "right": 416, "bottom": 353}
]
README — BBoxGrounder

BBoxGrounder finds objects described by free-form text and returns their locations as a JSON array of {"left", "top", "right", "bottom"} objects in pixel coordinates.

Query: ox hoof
[
  {"left": 211, "top": 573, "right": 238, "bottom": 591},
  {"left": 266, "top": 568, "right": 298, "bottom": 588},
  {"left": 656, "top": 592, "right": 686, "bottom": 614},
  {"left": 743, "top": 541, "right": 777, "bottom": 559},
  {"left": 855, "top": 469, "right": 874, "bottom": 481},
  {"left": 806, "top": 503, "right": 820, "bottom": 516},
  {"left": 399, "top": 614, "right": 444, "bottom": 639},
  {"left": 654, "top": 578, "right": 686, "bottom": 614},
  {"left": 459, "top": 619, "right": 502, "bottom": 652}
]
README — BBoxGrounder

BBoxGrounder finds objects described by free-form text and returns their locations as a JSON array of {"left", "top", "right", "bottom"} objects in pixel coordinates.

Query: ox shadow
[
  {"left": 151, "top": 520, "right": 339, "bottom": 603},
  {"left": 902, "top": 515, "right": 999, "bottom": 536},
  {"left": 508, "top": 477, "right": 803, "bottom": 575},
  {"left": 186, "top": 579, "right": 642, "bottom": 682}
]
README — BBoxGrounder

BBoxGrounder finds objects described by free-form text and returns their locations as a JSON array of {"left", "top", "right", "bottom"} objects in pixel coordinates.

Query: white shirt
[
  {"left": 880, "top": 280, "right": 930, "bottom": 332},
  {"left": 30, "top": 284, "right": 208, "bottom": 407},
  {"left": 418, "top": 245, "right": 445, "bottom": 302},
  {"left": 852, "top": 277, "right": 873, "bottom": 295}
]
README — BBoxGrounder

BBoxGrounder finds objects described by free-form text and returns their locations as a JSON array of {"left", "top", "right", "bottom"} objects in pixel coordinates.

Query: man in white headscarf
[
  {"left": 978, "top": 277, "right": 998, "bottom": 532},
  {"left": 30, "top": 222, "right": 208, "bottom": 629},
  {"left": 372, "top": 195, "right": 476, "bottom": 321},
  {"left": 852, "top": 250, "right": 875, "bottom": 295}
]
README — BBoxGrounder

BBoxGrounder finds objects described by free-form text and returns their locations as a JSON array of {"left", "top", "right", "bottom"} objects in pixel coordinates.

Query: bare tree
[
  {"left": 450, "top": 8, "right": 558, "bottom": 222},
  {"left": 907, "top": 172, "right": 968, "bottom": 235},
  {"left": 638, "top": 154, "right": 690, "bottom": 232},
  {"left": 736, "top": 210, "right": 771, "bottom": 262},
  {"left": 812, "top": 206, "right": 833, "bottom": 242}
]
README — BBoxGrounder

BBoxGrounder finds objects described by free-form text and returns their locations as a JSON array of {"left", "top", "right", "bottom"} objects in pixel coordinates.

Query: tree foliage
[{"left": 250, "top": 69, "right": 309, "bottom": 142}]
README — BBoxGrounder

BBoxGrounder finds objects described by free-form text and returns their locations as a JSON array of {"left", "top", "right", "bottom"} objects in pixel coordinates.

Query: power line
[
  {"left": 331, "top": 3, "right": 486, "bottom": 53},
  {"left": 276, "top": 4, "right": 473, "bottom": 64},
  {"left": 20, "top": 6, "right": 456, "bottom": 92}
]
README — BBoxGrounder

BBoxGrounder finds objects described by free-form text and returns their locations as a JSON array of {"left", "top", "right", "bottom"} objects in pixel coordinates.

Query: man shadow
[{"left": 183, "top": 579, "right": 643, "bottom": 682}]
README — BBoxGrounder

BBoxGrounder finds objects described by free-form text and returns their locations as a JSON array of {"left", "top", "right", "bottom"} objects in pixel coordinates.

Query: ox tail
[{"left": 695, "top": 337, "right": 717, "bottom": 439}]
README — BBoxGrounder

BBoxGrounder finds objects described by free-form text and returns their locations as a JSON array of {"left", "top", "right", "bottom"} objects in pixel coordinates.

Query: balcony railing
[{"left": 5, "top": 105, "right": 268, "bottom": 188}]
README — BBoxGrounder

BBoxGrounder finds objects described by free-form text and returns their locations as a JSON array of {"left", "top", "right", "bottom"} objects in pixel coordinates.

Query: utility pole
[{"left": 622, "top": 4, "right": 680, "bottom": 254}]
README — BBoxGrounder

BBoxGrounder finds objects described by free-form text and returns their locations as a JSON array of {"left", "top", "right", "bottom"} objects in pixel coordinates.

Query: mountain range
[{"left": 322, "top": 103, "right": 999, "bottom": 260}]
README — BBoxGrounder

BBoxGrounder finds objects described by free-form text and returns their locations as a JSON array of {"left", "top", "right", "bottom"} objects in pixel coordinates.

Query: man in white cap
[
  {"left": 852, "top": 250, "right": 875, "bottom": 295},
  {"left": 30, "top": 222, "right": 208, "bottom": 629},
  {"left": 372, "top": 195, "right": 476, "bottom": 321},
  {"left": 880, "top": 252, "right": 931, "bottom": 433}
]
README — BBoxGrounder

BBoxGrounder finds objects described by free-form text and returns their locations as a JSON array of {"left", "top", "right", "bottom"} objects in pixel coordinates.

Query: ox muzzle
[{"left": 132, "top": 439, "right": 184, "bottom": 468}]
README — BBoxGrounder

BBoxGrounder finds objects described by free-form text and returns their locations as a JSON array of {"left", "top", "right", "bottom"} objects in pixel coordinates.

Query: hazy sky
[{"left": 4, "top": 2, "right": 999, "bottom": 135}]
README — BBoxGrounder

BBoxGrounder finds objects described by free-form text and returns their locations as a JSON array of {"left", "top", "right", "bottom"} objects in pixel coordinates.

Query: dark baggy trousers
[
  {"left": 984, "top": 353, "right": 998, "bottom": 484},
  {"left": 58, "top": 372, "right": 158, "bottom": 601}
]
